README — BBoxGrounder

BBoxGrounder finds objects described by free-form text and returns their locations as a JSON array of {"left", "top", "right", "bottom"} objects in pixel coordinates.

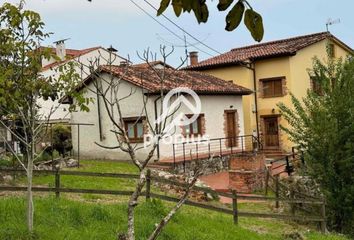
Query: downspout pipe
[
  {"left": 240, "top": 61, "right": 260, "bottom": 142},
  {"left": 96, "top": 81, "right": 104, "bottom": 141}
]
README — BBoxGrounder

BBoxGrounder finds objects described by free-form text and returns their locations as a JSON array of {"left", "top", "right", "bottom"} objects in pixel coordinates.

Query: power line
[
  {"left": 128, "top": 0, "right": 214, "bottom": 57},
  {"left": 143, "top": 0, "right": 223, "bottom": 55},
  {"left": 155, "top": 33, "right": 211, "bottom": 48}
]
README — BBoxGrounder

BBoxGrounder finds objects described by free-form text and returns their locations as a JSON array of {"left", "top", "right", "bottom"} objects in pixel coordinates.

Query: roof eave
[
  {"left": 328, "top": 35, "right": 354, "bottom": 54},
  {"left": 145, "top": 90, "right": 253, "bottom": 96},
  {"left": 184, "top": 52, "right": 296, "bottom": 71}
]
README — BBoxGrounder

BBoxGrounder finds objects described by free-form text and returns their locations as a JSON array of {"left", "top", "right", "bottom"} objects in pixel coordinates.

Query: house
[
  {"left": 38, "top": 40, "right": 127, "bottom": 122},
  {"left": 66, "top": 61, "right": 253, "bottom": 161},
  {"left": 1, "top": 41, "right": 126, "bottom": 154},
  {"left": 184, "top": 32, "right": 353, "bottom": 152}
]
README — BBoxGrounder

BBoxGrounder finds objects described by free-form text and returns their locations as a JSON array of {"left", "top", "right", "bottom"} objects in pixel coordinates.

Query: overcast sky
[{"left": 6, "top": 0, "right": 354, "bottom": 66}]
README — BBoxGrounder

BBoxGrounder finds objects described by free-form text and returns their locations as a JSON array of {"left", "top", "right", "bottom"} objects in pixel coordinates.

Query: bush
[
  {"left": 0, "top": 154, "right": 19, "bottom": 168},
  {"left": 52, "top": 124, "right": 72, "bottom": 158}
]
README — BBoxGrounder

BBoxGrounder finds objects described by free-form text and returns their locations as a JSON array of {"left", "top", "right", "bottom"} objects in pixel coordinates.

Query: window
[
  {"left": 184, "top": 114, "right": 204, "bottom": 136},
  {"left": 327, "top": 43, "right": 335, "bottom": 58},
  {"left": 124, "top": 117, "right": 145, "bottom": 143},
  {"left": 311, "top": 77, "right": 324, "bottom": 96},
  {"left": 261, "top": 77, "right": 284, "bottom": 98}
]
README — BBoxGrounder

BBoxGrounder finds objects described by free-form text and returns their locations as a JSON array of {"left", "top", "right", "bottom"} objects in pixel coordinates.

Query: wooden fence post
[
  {"left": 232, "top": 190, "right": 238, "bottom": 224},
  {"left": 320, "top": 198, "right": 326, "bottom": 233},
  {"left": 55, "top": 169, "right": 60, "bottom": 198},
  {"left": 146, "top": 169, "right": 151, "bottom": 201},
  {"left": 275, "top": 175, "right": 280, "bottom": 208},
  {"left": 12, "top": 158, "right": 16, "bottom": 181},
  {"left": 264, "top": 170, "right": 270, "bottom": 196},
  {"left": 290, "top": 187, "right": 295, "bottom": 216}
]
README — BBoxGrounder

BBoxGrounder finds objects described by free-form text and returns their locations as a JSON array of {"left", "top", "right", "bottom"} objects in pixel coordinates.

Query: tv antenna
[
  {"left": 326, "top": 18, "right": 340, "bottom": 32},
  {"left": 53, "top": 38, "right": 70, "bottom": 44}
]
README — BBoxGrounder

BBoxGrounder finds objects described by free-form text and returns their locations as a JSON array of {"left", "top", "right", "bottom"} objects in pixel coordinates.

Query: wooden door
[
  {"left": 263, "top": 117, "right": 279, "bottom": 148},
  {"left": 226, "top": 111, "right": 237, "bottom": 147}
]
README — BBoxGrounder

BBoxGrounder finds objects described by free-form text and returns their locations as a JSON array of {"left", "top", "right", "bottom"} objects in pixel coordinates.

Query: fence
[
  {"left": 268, "top": 146, "right": 305, "bottom": 177},
  {"left": 172, "top": 135, "right": 262, "bottom": 168},
  {"left": 0, "top": 168, "right": 326, "bottom": 232},
  {"left": 264, "top": 169, "right": 326, "bottom": 232}
]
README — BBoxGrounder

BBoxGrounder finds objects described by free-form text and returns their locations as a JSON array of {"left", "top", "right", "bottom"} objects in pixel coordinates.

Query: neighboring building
[
  {"left": 39, "top": 40, "right": 126, "bottom": 122},
  {"left": 66, "top": 62, "right": 252, "bottom": 161},
  {"left": 1, "top": 41, "right": 126, "bottom": 154},
  {"left": 184, "top": 32, "right": 353, "bottom": 152}
]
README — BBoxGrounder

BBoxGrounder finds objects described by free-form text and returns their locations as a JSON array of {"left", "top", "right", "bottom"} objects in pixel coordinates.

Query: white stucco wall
[
  {"left": 71, "top": 73, "right": 156, "bottom": 160},
  {"left": 157, "top": 94, "right": 245, "bottom": 160},
  {"left": 70, "top": 73, "right": 246, "bottom": 161},
  {"left": 37, "top": 48, "right": 125, "bottom": 121}
]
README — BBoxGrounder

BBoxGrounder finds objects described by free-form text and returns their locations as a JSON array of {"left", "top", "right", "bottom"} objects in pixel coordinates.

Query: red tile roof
[
  {"left": 41, "top": 46, "right": 101, "bottom": 71},
  {"left": 77, "top": 64, "right": 253, "bottom": 96},
  {"left": 132, "top": 60, "right": 174, "bottom": 69},
  {"left": 184, "top": 32, "right": 353, "bottom": 70}
]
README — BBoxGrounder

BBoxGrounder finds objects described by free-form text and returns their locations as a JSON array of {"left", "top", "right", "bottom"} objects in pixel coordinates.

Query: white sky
[{"left": 4, "top": 0, "right": 354, "bottom": 66}]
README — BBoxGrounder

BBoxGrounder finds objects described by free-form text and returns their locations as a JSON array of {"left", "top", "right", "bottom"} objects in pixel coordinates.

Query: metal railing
[
  {"left": 270, "top": 146, "right": 305, "bottom": 176},
  {"left": 172, "top": 135, "right": 262, "bottom": 170}
]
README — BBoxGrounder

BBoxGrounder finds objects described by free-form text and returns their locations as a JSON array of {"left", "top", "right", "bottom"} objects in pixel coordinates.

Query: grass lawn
[
  {"left": 0, "top": 196, "right": 349, "bottom": 240},
  {"left": 13, "top": 160, "right": 139, "bottom": 200},
  {"left": 1, "top": 160, "right": 349, "bottom": 239},
  {"left": 11, "top": 160, "right": 281, "bottom": 211}
]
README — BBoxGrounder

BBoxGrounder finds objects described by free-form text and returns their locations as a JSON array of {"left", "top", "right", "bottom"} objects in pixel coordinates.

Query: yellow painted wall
[
  {"left": 253, "top": 57, "right": 291, "bottom": 150},
  {"left": 203, "top": 66, "right": 256, "bottom": 137},
  {"left": 284, "top": 40, "right": 351, "bottom": 149},
  {"left": 201, "top": 39, "right": 352, "bottom": 151}
]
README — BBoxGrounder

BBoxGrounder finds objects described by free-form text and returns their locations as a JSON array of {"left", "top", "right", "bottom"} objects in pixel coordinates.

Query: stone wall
[
  {"left": 172, "top": 152, "right": 266, "bottom": 194},
  {"left": 173, "top": 155, "right": 230, "bottom": 175}
]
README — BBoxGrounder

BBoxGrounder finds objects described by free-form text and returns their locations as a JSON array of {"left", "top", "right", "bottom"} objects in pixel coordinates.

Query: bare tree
[{"left": 75, "top": 46, "right": 213, "bottom": 240}]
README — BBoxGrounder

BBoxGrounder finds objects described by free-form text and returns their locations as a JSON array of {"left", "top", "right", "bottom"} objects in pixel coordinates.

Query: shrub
[
  {"left": 278, "top": 57, "right": 354, "bottom": 236},
  {"left": 52, "top": 124, "right": 72, "bottom": 158}
]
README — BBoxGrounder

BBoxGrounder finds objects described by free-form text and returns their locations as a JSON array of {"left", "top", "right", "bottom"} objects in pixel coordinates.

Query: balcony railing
[{"left": 172, "top": 135, "right": 262, "bottom": 170}]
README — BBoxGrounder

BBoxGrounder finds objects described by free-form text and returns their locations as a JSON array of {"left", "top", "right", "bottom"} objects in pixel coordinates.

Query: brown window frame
[
  {"left": 260, "top": 77, "right": 285, "bottom": 98},
  {"left": 328, "top": 43, "right": 335, "bottom": 58},
  {"left": 123, "top": 117, "right": 145, "bottom": 143},
  {"left": 310, "top": 77, "right": 324, "bottom": 96},
  {"left": 184, "top": 114, "right": 204, "bottom": 137}
]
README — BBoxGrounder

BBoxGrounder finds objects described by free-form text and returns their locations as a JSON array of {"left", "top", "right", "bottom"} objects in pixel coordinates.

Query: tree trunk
[
  {"left": 26, "top": 152, "right": 34, "bottom": 232},
  {"left": 27, "top": 108, "right": 35, "bottom": 233},
  {"left": 125, "top": 170, "right": 147, "bottom": 240},
  {"left": 147, "top": 178, "right": 198, "bottom": 240}
]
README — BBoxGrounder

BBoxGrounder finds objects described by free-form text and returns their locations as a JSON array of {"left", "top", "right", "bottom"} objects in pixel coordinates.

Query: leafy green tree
[
  {"left": 157, "top": 0, "right": 263, "bottom": 41},
  {"left": 0, "top": 2, "right": 89, "bottom": 232},
  {"left": 278, "top": 57, "right": 354, "bottom": 236}
]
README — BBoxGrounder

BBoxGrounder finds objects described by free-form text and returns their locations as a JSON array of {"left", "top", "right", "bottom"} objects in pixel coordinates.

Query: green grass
[
  {"left": 10, "top": 160, "right": 141, "bottom": 202},
  {"left": 0, "top": 196, "right": 349, "bottom": 240},
  {"left": 15, "top": 160, "right": 139, "bottom": 191},
  {"left": 2, "top": 160, "right": 349, "bottom": 239}
]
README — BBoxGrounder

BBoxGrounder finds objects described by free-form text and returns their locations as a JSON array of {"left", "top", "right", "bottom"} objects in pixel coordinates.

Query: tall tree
[
  {"left": 0, "top": 2, "right": 89, "bottom": 232},
  {"left": 278, "top": 56, "right": 354, "bottom": 236}
]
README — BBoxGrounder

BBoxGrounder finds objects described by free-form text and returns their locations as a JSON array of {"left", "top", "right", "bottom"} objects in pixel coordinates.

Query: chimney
[
  {"left": 120, "top": 61, "right": 128, "bottom": 67},
  {"left": 54, "top": 39, "right": 67, "bottom": 60},
  {"left": 189, "top": 51, "right": 199, "bottom": 66}
]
